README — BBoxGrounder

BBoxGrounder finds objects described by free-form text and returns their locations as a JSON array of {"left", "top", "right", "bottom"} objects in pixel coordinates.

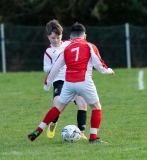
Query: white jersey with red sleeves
[
  {"left": 45, "top": 38, "right": 114, "bottom": 85},
  {"left": 43, "top": 40, "right": 71, "bottom": 82}
]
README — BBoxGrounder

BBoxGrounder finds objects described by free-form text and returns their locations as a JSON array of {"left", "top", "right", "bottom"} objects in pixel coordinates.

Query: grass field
[{"left": 0, "top": 68, "right": 147, "bottom": 160}]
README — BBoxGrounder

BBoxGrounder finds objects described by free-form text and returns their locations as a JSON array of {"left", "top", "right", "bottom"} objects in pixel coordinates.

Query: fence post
[
  {"left": 1, "top": 23, "right": 6, "bottom": 73},
  {"left": 125, "top": 23, "right": 131, "bottom": 69}
]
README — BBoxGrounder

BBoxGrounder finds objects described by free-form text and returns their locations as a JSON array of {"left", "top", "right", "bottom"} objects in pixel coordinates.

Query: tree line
[{"left": 0, "top": 0, "right": 147, "bottom": 27}]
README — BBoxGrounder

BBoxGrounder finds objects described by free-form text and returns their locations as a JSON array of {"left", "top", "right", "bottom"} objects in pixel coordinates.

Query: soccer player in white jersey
[
  {"left": 43, "top": 20, "right": 87, "bottom": 139},
  {"left": 28, "top": 22, "right": 115, "bottom": 143}
]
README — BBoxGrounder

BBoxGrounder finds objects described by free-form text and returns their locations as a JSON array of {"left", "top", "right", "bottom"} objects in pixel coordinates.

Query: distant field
[{"left": 0, "top": 69, "right": 147, "bottom": 160}]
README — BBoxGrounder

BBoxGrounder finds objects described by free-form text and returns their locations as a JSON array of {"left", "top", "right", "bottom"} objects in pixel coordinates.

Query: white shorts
[{"left": 59, "top": 80, "right": 99, "bottom": 105}]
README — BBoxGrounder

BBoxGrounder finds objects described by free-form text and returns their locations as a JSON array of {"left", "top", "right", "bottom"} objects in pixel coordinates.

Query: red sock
[
  {"left": 90, "top": 110, "right": 102, "bottom": 140},
  {"left": 36, "top": 106, "right": 60, "bottom": 133},
  {"left": 43, "top": 106, "right": 60, "bottom": 125}
]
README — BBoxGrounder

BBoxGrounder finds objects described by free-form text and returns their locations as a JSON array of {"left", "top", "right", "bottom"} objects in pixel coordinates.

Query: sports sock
[
  {"left": 52, "top": 116, "right": 59, "bottom": 123},
  {"left": 77, "top": 110, "right": 87, "bottom": 131},
  {"left": 36, "top": 106, "right": 60, "bottom": 133},
  {"left": 90, "top": 109, "right": 102, "bottom": 140}
]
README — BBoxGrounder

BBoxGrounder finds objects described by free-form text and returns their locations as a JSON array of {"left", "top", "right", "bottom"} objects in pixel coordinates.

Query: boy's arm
[
  {"left": 44, "top": 52, "right": 65, "bottom": 91},
  {"left": 43, "top": 51, "right": 53, "bottom": 73},
  {"left": 88, "top": 43, "right": 115, "bottom": 75}
]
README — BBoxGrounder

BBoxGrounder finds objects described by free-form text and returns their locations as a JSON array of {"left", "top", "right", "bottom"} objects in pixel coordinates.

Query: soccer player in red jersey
[
  {"left": 44, "top": 20, "right": 87, "bottom": 139},
  {"left": 28, "top": 22, "right": 115, "bottom": 143}
]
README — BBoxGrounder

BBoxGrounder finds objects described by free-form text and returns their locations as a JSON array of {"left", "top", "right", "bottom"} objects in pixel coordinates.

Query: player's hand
[{"left": 44, "top": 84, "right": 50, "bottom": 91}]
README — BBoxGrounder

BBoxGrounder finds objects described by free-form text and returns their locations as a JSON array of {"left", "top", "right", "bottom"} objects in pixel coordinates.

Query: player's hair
[
  {"left": 46, "top": 19, "right": 63, "bottom": 35},
  {"left": 70, "top": 22, "right": 86, "bottom": 38}
]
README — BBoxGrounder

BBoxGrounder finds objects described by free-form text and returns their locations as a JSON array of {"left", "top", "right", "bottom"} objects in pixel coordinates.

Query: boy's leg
[
  {"left": 47, "top": 116, "right": 59, "bottom": 138},
  {"left": 89, "top": 109, "right": 102, "bottom": 140},
  {"left": 77, "top": 110, "right": 87, "bottom": 139},
  {"left": 75, "top": 81, "right": 107, "bottom": 143},
  {"left": 47, "top": 97, "right": 59, "bottom": 138},
  {"left": 89, "top": 102, "right": 107, "bottom": 143},
  {"left": 28, "top": 102, "right": 67, "bottom": 141},
  {"left": 28, "top": 106, "right": 61, "bottom": 141},
  {"left": 75, "top": 96, "right": 87, "bottom": 139},
  {"left": 47, "top": 80, "right": 64, "bottom": 138}
]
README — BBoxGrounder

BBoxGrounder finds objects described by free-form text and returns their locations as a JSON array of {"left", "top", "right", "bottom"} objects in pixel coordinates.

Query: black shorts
[
  {"left": 53, "top": 80, "right": 64, "bottom": 98},
  {"left": 53, "top": 80, "right": 77, "bottom": 105}
]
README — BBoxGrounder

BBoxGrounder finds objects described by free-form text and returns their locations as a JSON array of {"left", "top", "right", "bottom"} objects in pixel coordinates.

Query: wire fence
[{"left": 0, "top": 23, "right": 147, "bottom": 72}]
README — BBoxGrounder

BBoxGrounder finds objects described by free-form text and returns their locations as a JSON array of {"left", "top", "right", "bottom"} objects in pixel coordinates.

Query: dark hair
[
  {"left": 46, "top": 19, "right": 63, "bottom": 35},
  {"left": 70, "top": 22, "right": 86, "bottom": 32},
  {"left": 70, "top": 22, "right": 86, "bottom": 37}
]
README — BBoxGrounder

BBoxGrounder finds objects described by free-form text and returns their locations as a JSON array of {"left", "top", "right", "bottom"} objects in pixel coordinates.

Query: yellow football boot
[
  {"left": 47, "top": 122, "right": 57, "bottom": 138},
  {"left": 80, "top": 131, "right": 87, "bottom": 139}
]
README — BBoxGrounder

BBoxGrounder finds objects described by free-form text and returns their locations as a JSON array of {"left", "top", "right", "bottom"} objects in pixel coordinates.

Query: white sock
[{"left": 38, "top": 122, "right": 47, "bottom": 130}]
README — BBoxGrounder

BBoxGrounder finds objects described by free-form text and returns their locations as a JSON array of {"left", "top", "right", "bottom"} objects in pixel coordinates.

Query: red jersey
[
  {"left": 45, "top": 38, "right": 113, "bottom": 85},
  {"left": 64, "top": 38, "right": 108, "bottom": 82}
]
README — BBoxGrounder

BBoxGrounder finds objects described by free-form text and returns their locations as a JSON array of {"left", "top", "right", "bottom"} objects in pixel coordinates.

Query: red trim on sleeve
[
  {"left": 44, "top": 72, "right": 50, "bottom": 85},
  {"left": 45, "top": 51, "right": 52, "bottom": 64},
  {"left": 91, "top": 43, "right": 108, "bottom": 69}
]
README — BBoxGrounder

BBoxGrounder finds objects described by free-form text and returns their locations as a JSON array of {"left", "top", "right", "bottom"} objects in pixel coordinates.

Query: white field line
[
  {"left": 2, "top": 151, "right": 21, "bottom": 155},
  {"left": 120, "top": 145, "right": 147, "bottom": 152},
  {"left": 3, "top": 92, "right": 22, "bottom": 95},
  {"left": 1, "top": 146, "right": 146, "bottom": 156},
  {"left": 138, "top": 70, "right": 144, "bottom": 90}
]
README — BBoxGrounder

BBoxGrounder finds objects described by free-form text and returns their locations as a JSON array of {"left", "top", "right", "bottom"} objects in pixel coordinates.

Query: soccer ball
[{"left": 61, "top": 125, "right": 81, "bottom": 142}]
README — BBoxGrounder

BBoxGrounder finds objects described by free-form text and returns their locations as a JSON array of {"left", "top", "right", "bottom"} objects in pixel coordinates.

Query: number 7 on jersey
[{"left": 71, "top": 47, "right": 79, "bottom": 61}]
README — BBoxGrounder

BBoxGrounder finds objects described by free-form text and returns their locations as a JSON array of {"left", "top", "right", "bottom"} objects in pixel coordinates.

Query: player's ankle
[{"left": 50, "top": 122, "right": 57, "bottom": 131}]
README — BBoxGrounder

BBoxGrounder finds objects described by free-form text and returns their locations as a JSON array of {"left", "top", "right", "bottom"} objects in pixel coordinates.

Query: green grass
[{"left": 0, "top": 69, "right": 147, "bottom": 160}]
